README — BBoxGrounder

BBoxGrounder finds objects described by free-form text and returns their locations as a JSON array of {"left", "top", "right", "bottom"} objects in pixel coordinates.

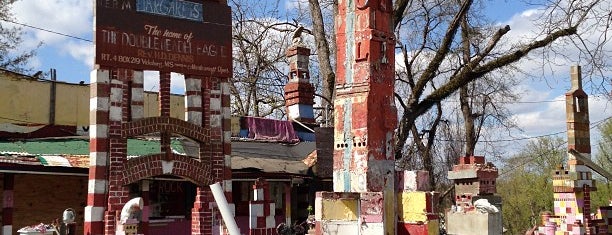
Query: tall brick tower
[
  {"left": 538, "top": 65, "right": 599, "bottom": 234},
  {"left": 314, "top": 0, "right": 397, "bottom": 234},
  {"left": 284, "top": 40, "right": 315, "bottom": 124},
  {"left": 333, "top": 0, "right": 397, "bottom": 193}
]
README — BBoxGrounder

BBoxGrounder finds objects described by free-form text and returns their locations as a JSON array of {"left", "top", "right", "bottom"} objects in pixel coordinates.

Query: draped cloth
[{"left": 243, "top": 117, "right": 299, "bottom": 143}]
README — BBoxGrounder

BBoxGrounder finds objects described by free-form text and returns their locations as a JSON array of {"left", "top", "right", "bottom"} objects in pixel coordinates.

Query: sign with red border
[{"left": 94, "top": 0, "right": 232, "bottom": 77}]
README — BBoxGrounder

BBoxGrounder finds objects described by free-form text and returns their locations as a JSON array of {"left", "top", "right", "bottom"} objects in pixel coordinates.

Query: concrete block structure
[
  {"left": 314, "top": 192, "right": 389, "bottom": 235},
  {"left": 535, "top": 66, "right": 611, "bottom": 235},
  {"left": 396, "top": 171, "right": 439, "bottom": 235},
  {"left": 446, "top": 155, "right": 502, "bottom": 235}
]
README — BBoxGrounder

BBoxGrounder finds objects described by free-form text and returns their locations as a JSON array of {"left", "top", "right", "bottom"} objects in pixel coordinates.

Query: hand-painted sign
[
  {"left": 136, "top": 0, "right": 204, "bottom": 21},
  {"left": 95, "top": 0, "right": 232, "bottom": 76}
]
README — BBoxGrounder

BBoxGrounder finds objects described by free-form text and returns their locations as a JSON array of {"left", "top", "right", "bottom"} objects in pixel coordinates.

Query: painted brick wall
[{"left": 10, "top": 174, "right": 86, "bottom": 235}]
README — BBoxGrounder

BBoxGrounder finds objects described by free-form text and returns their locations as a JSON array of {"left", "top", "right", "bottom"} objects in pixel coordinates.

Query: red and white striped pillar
[
  {"left": 86, "top": 69, "right": 111, "bottom": 235},
  {"left": 249, "top": 178, "right": 275, "bottom": 235}
]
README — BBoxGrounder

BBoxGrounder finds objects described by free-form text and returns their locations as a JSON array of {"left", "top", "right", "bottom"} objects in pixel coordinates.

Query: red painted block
[{"left": 397, "top": 222, "right": 438, "bottom": 235}]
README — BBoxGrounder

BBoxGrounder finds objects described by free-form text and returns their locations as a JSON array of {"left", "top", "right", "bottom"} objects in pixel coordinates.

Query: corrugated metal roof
[
  {"left": 0, "top": 138, "right": 185, "bottom": 156},
  {"left": 0, "top": 137, "right": 318, "bottom": 175}
]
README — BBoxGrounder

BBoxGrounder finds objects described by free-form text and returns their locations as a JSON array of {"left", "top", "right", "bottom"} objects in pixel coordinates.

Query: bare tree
[
  {"left": 392, "top": 0, "right": 610, "bottom": 161},
  {"left": 0, "top": 0, "right": 39, "bottom": 73},
  {"left": 308, "top": 0, "right": 336, "bottom": 121},
  {"left": 230, "top": 0, "right": 296, "bottom": 118},
  {"left": 302, "top": 0, "right": 610, "bottom": 191}
]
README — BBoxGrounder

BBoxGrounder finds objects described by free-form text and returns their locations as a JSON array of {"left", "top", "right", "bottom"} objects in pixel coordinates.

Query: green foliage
[
  {"left": 497, "top": 137, "right": 565, "bottom": 235},
  {"left": 592, "top": 118, "right": 612, "bottom": 209}
]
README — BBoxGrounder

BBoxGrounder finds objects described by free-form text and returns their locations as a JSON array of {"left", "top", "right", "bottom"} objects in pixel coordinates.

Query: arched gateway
[{"left": 86, "top": 1, "right": 233, "bottom": 234}]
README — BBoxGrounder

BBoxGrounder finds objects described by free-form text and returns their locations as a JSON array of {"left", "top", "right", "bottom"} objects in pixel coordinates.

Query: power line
[
  {"left": 0, "top": 18, "right": 92, "bottom": 43},
  {"left": 433, "top": 116, "right": 612, "bottom": 143}
]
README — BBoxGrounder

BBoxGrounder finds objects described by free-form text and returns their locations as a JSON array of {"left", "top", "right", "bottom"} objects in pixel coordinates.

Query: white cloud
[
  {"left": 60, "top": 41, "right": 94, "bottom": 68},
  {"left": 11, "top": 0, "right": 93, "bottom": 69}
]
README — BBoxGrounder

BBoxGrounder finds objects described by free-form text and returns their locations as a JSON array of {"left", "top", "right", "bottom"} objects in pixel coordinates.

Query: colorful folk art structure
[
  {"left": 285, "top": 42, "right": 316, "bottom": 125},
  {"left": 446, "top": 156, "right": 503, "bottom": 235},
  {"left": 536, "top": 66, "right": 611, "bottom": 235},
  {"left": 313, "top": 0, "right": 441, "bottom": 234},
  {"left": 87, "top": 1, "right": 233, "bottom": 234}
]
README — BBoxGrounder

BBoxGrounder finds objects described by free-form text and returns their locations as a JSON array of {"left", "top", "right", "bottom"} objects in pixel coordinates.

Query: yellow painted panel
[
  {"left": 169, "top": 94, "right": 185, "bottom": 120},
  {"left": 143, "top": 93, "right": 185, "bottom": 120},
  {"left": 54, "top": 83, "right": 89, "bottom": 126},
  {"left": 321, "top": 199, "right": 358, "bottom": 220},
  {"left": 0, "top": 78, "right": 50, "bottom": 124},
  {"left": 428, "top": 220, "right": 440, "bottom": 235},
  {"left": 398, "top": 192, "right": 427, "bottom": 222}
]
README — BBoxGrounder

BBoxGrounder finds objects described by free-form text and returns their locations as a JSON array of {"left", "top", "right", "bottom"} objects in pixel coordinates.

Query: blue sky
[{"left": 4, "top": 0, "right": 611, "bottom": 156}]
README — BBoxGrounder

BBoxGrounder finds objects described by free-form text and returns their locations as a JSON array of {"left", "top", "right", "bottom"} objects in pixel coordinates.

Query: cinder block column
[
  {"left": 86, "top": 69, "right": 111, "bottom": 235},
  {"left": 2, "top": 174, "right": 14, "bottom": 235},
  {"left": 249, "top": 179, "right": 275, "bottom": 234}
]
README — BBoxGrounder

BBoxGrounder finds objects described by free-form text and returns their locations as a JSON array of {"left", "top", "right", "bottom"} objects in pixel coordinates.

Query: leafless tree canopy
[{"left": 0, "top": 0, "right": 39, "bottom": 73}]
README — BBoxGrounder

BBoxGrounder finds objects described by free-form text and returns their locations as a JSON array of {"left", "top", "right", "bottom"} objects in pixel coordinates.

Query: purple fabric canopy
[{"left": 243, "top": 117, "right": 299, "bottom": 143}]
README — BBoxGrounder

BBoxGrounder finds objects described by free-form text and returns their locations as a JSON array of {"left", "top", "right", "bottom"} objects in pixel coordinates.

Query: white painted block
[
  {"left": 250, "top": 203, "right": 264, "bottom": 217},
  {"left": 161, "top": 160, "right": 174, "bottom": 174},
  {"left": 88, "top": 179, "right": 107, "bottom": 194},
  {"left": 109, "top": 106, "right": 122, "bottom": 121},
  {"left": 89, "top": 124, "right": 108, "bottom": 139},
  {"left": 90, "top": 97, "right": 110, "bottom": 111},
  {"left": 84, "top": 206, "right": 105, "bottom": 222},
  {"left": 91, "top": 69, "right": 110, "bottom": 84},
  {"left": 90, "top": 152, "right": 108, "bottom": 166},
  {"left": 210, "top": 98, "right": 221, "bottom": 111}
]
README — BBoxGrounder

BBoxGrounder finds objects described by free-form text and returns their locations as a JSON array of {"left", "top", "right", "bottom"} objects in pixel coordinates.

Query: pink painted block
[{"left": 360, "top": 192, "right": 385, "bottom": 223}]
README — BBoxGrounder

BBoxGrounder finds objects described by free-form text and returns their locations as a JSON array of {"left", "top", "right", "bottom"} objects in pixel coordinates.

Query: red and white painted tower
[
  {"left": 284, "top": 40, "right": 315, "bottom": 124},
  {"left": 333, "top": 0, "right": 397, "bottom": 193}
]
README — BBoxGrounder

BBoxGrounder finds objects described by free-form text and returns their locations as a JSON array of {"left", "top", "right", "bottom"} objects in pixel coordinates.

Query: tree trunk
[{"left": 308, "top": 0, "right": 336, "bottom": 124}]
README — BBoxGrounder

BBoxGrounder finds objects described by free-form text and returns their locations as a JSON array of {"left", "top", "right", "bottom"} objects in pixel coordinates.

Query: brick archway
[
  {"left": 121, "top": 116, "right": 210, "bottom": 143},
  {"left": 122, "top": 154, "right": 212, "bottom": 186}
]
